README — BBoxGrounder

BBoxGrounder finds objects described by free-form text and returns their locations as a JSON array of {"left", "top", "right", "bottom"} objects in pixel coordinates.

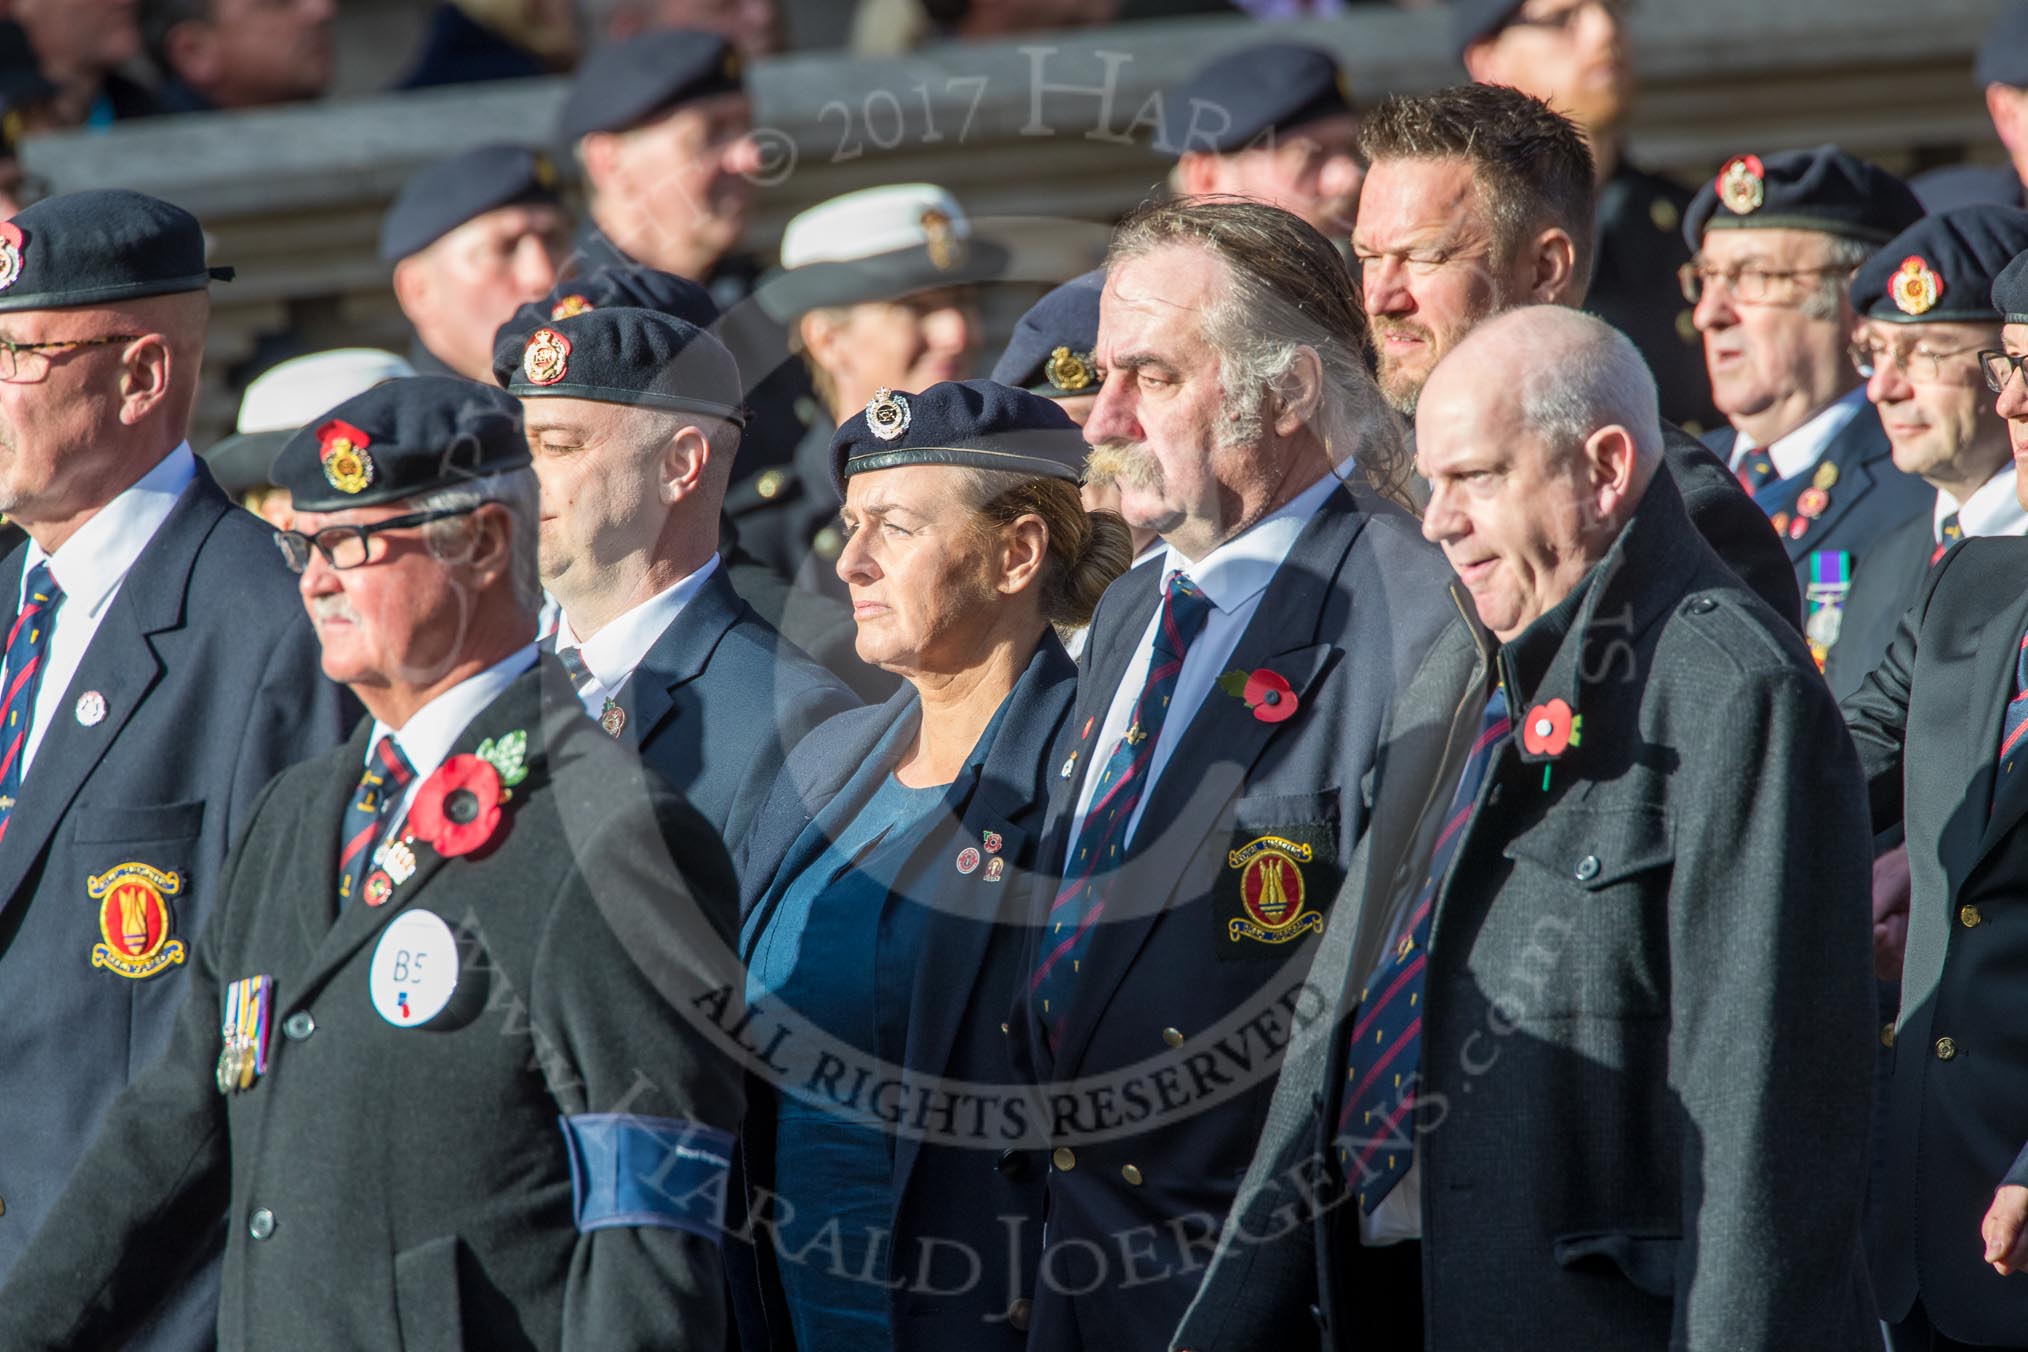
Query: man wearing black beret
[
  {"left": 384, "top": 143, "right": 570, "bottom": 383},
  {"left": 1456, "top": 0, "right": 1718, "bottom": 432},
  {"left": 1685, "top": 144, "right": 1932, "bottom": 669},
  {"left": 508, "top": 306, "right": 857, "bottom": 844},
  {"left": 1843, "top": 248, "right": 2028, "bottom": 1352},
  {"left": 1914, "top": 1, "right": 2028, "bottom": 213},
  {"left": 0, "top": 375, "right": 747, "bottom": 1350},
  {"left": 1165, "top": 42, "right": 1363, "bottom": 239},
  {"left": 0, "top": 188, "right": 352, "bottom": 1350}
]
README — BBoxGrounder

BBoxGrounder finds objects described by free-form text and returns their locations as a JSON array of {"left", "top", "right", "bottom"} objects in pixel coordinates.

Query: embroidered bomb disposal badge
[
  {"left": 88, "top": 862, "right": 188, "bottom": 979},
  {"left": 1214, "top": 821, "right": 1339, "bottom": 960}
]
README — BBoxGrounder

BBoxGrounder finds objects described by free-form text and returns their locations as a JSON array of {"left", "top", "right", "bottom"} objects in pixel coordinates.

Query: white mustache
[{"left": 310, "top": 595, "right": 360, "bottom": 625}]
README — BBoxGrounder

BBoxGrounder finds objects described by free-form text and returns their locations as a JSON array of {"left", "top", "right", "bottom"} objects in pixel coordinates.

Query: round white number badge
[{"left": 368, "top": 910, "right": 460, "bottom": 1028}]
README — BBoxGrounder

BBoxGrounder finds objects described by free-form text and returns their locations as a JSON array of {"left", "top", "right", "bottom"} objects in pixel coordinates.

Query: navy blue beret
[
  {"left": 1684, "top": 146, "right": 1924, "bottom": 250},
  {"left": 507, "top": 306, "right": 746, "bottom": 426},
  {"left": 491, "top": 266, "right": 719, "bottom": 387},
  {"left": 0, "top": 189, "right": 231, "bottom": 314},
  {"left": 557, "top": 30, "right": 743, "bottom": 144},
  {"left": 1990, "top": 246, "right": 2028, "bottom": 325},
  {"left": 829, "top": 379, "right": 1087, "bottom": 500},
  {"left": 1166, "top": 43, "right": 1353, "bottom": 155},
  {"left": 1851, "top": 205, "right": 2028, "bottom": 324},
  {"left": 273, "top": 376, "right": 530, "bottom": 513},
  {"left": 1450, "top": 0, "right": 1527, "bottom": 58},
  {"left": 380, "top": 145, "right": 563, "bottom": 265},
  {"left": 991, "top": 269, "right": 1104, "bottom": 396},
  {"left": 1979, "top": 1, "right": 2028, "bottom": 89}
]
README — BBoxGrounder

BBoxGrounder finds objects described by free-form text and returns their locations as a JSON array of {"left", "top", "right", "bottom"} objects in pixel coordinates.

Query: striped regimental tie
[
  {"left": 338, "top": 734, "right": 415, "bottom": 906},
  {"left": 0, "top": 562, "right": 63, "bottom": 844}
]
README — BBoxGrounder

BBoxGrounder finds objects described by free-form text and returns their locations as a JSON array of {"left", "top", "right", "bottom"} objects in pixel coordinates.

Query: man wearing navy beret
[
  {"left": 0, "top": 188, "right": 352, "bottom": 1350},
  {"left": 508, "top": 306, "right": 857, "bottom": 846},
  {"left": 0, "top": 376, "right": 746, "bottom": 1350},
  {"left": 1844, "top": 246, "right": 2028, "bottom": 1351},
  {"left": 1686, "top": 144, "right": 1932, "bottom": 669},
  {"left": 383, "top": 143, "right": 570, "bottom": 383},
  {"left": 1165, "top": 42, "right": 1364, "bottom": 239}
]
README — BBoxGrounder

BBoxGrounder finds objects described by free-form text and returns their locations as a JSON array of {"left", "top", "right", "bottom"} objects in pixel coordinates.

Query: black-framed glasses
[
  {"left": 1676, "top": 262, "right": 1850, "bottom": 306},
  {"left": 272, "top": 504, "right": 483, "bottom": 574},
  {"left": 1981, "top": 349, "right": 2028, "bottom": 395},
  {"left": 1850, "top": 338, "right": 1985, "bottom": 385},
  {"left": 0, "top": 333, "right": 141, "bottom": 382}
]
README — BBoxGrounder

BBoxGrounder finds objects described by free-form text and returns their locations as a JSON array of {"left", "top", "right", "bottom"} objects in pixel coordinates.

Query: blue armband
[{"left": 558, "top": 1113, "right": 733, "bottom": 1242}]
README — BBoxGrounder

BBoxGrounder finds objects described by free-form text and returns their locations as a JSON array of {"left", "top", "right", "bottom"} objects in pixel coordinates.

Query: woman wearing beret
[{"left": 727, "top": 380, "right": 1131, "bottom": 1351}]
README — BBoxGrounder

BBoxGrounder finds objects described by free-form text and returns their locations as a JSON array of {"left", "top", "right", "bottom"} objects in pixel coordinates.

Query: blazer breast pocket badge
[
  {"left": 88, "top": 862, "right": 187, "bottom": 979},
  {"left": 1215, "top": 822, "right": 1338, "bottom": 957}
]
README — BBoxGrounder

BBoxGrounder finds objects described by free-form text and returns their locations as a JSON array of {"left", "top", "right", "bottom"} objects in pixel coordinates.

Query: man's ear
[
  {"left": 161, "top": 21, "right": 220, "bottom": 89},
  {"left": 1176, "top": 150, "right": 1222, "bottom": 199},
  {"left": 1525, "top": 227, "right": 1581, "bottom": 306},
  {"left": 117, "top": 334, "right": 172, "bottom": 427},
  {"left": 1270, "top": 347, "right": 1324, "bottom": 436},
  {"left": 1461, "top": 38, "right": 1503, "bottom": 86},
  {"left": 1586, "top": 423, "right": 1640, "bottom": 519},
  {"left": 392, "top": 255, "right": 432, "bottom": 320},
  {"left": 659, "top": 424, "right": 712, "bottom": 505},
  {"left": 800, "top": 310, "right": 848, "bottom": 379},
  {"left": 578, "top": 131, "right": 623, "bottom": 196}
]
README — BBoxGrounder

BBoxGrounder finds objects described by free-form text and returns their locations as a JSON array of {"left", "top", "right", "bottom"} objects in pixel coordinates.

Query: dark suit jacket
[
  {"left": 1843, "top": 536, "right": 2028, "bottom": 1341},
  {"left": 0, "top": 465, "right": 353, "bottom": 1349},
  {"left": 1822, "top": 507, "right": 1935, "bottom": 704},
  {"left": 1010, "top": 481, "right": 1459, "bottom": 1351},
  {"left": 1179, "top": 470, "right": 1878, "bottom": 1351},
  {"left": 1661, "top": 422, "right": 1802, "bottom": 629},
  {"left": 727, "top": 639, "right": 1076, "bottom": 1351},
  {"left": 0, "top": 663, "right": 745, "bottom": 1350},
  {"left": 1702, "top": 402, "right": 1930, "bottom": 653},
  {"left": 609, "top": 564, "right": 857, "bottom": 848}
]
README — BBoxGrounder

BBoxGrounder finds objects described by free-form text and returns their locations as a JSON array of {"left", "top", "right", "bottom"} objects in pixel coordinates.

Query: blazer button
[
  {"left": 996, "top": 1150, "right": 1026, "bottom": 1179},
  {"left": 1881, "top": 1021, "right": 1896, "bottom": 1049},
  {"left": 248, "top": 1208, "right": 276, "bottom": 1241},
  {"left": 1960, "top": 904, "right": 1984, "bottom": 928},
  {"left": 1310, "top": 1302, "right": 1327, "bottom": 1330},
  {"left": 1161, "top": 1027, "right": 1184, "bottom": 1048},
  {"left": 1121, "top": 1164, "right": 1143, "bottom": 1186},
  {"left": 282, "top": 1011, "right": 315, "bottom": 1041},
  {"left": 1008, "top": 1298, "right": 1032, "bottom": 1332},
  {"left": 1052, "top": 1147, "right": 1077, "bottom": 1172},
  {"left": 1684, "top": 596, "right": 1717, "bottom": 615},
  {"left": 1936, "top": 1036, "right": 1958, "bottom": 1061},
  {"left": 1574, "top": 855, "right": 1601, "bottom": 882}
]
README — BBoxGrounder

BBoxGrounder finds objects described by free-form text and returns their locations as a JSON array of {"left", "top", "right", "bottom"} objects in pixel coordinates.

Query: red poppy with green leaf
[{"left": 1216, "top": 667, "right": 1300, "bottom": 723}]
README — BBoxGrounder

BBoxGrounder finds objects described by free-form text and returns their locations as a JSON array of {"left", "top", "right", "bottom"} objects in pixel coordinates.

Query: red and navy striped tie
[
  {"left": 1335, "top": 685, "right": 1511, "bottom": 1213},
  {"left": 2001, "top": 636, "right": 2028, "bottom": 807},
  {"left": 1030, "top": 571, "right": 1214, "bottom": 1051},
  {"left": 1736, "top": 447, "right": 1778, "bottom": 498},
  {"left": 0, "top": 563, "right": 63, "bottom": 844},
  {"left": 338, "top": 734, "right": 415, "bottom": 906}
]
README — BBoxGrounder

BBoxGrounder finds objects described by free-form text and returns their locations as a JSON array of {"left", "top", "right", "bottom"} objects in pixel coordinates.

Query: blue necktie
[
  {"left": 338, "top": 734, "right": 415, "bottom": 907},
  {"left": 1737, "top": 447, "right": 1778, "bottom": 497},
  {"left": 1335, "top": 685, "right": 1511, "bottom": 1213},
  {"left": 1030, "top": 571, "right": 1214, "bottom": 1050},
  {"left": 0, "top": 562, "right": 63, "bottom": 845}
]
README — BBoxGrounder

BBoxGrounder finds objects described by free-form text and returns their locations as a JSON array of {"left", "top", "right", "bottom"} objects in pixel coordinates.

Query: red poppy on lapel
[
  {"left": 1521, "top": 699, "right": 1580, "bottom": 758},
  {"left": 408, "top": 754, "right": 505, "bottom": 858},
  {"left": 1216, "top": 667, "right": 1300, "bottom": 723}
]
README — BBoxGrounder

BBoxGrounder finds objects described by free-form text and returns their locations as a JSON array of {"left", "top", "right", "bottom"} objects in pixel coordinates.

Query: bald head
[{"left": 1416, "top": 305, "right": 1660, "bottom": 641}]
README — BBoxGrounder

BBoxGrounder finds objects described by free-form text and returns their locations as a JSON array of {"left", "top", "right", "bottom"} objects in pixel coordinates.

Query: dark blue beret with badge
[
  {"left": 507, "top": 306, "right": 747, "bottom": 426},
  {"left": 491, "top": 266, "right": 719, "bottom": 387},
  {"left": 1851, "top": 205, "right": 2028, "bottom": 324},
  {"left": 829, "top": 379, "right": 1087, "bottom": 500},
  {"left": 380, "top": 144, "right": 563, "bottom": 265},
  {"left": 1166, "top": 43, "right": 1353, "bottom": 155},
  {"left": 991, "top": 269, "right": 1104, "bottom": 397},
  {"left": 1683, "top": 145, "right": 1925, "bottom": 251},
  {"left": 1450, "top": 0, "right": 1527, "bottom": 59},
  {"left": 1978, "top": 1, "right": 2028, "bottom": 90},
  {"left": 0, "top": 188, "right": 232, "bottom": 314},
  {"left": 557, "top": 29, "right": 743, "bottom": 144},
  {"left": 272, "top": 376, "right": 529, "bottom": 513}
]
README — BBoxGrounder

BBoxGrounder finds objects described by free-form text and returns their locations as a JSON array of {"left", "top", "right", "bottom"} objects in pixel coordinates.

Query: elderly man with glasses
[
  {"left": 0, "top": 189, "right": 352, "bottom": 1351},
  {"left": 1684, "top": 145, "right": 1932, "bottom": 670}
]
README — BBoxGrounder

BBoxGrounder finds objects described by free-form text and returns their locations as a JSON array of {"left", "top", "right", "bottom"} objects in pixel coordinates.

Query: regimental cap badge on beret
[
  {"left": 532, "top": 153, "right": 559, "bottom": 192},
  {"left": 921, "top": 208, "right": 961, "bottom": 272},
  {"left": 866, "top": 387, "right": 911, "bottom": 440},
  {"left": 317, "top": 419, "right": 375, "bottom": 495},
  {"left": 1046, "top": 346, "right": 1095, "bottom": 393},
  {"left": 523, "top": 327, "right": 571, "bottom": 386},
  {"left": 550, "top": 294, "right": 594, "bottom": 319},
  {"left": 1717, "top": 155, "right": 1766, "bottom": 216},
  {"left": 0, "top": 221, "right": 24, "bottom": 294},
  {"left": 1891, "top": 255, "right": 1943, "bottom": 316}
]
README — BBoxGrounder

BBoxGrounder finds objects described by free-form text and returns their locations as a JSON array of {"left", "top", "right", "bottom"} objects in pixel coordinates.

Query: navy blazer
[
  {"left": 0, "top": 464, "right": 354, "bottom": 1349},
  {"left": 607, "top": 564, "right": 857, "bottom": 849},
  {"left": 727, "top": 637, "right": 1076, "bottom": 1352},
  {"left": 1011, "top": 482, "right": 1460, "bottom": 1352}
]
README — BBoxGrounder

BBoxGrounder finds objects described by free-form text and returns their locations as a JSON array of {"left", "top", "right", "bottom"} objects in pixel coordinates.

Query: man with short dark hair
[
  {"left": 140, "top": 0, "right": 335, "bottom": 115},
  {"left": 1352, "top": 82, "right": 1800, "bottom": 625}
]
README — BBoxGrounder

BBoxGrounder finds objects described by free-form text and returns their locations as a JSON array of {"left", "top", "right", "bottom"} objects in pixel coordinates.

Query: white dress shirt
[
  {"left": 1937, "top": 465, "right": 2028, "bottom": 540},
  {"left": 1725, "top": 387, "right": 1867, "bottom": 482},
  {"left": 552, "top": 554, "right": 720, "bottom": 717},
  {"left": 366, "top": 644, "right": 538, "bottom": 833},
  {"left": 1064, "top": 472, "right": 1342, "bottom": 861},
  {"left": 15, "top": 444, "right": 196, "bottom": 779}
]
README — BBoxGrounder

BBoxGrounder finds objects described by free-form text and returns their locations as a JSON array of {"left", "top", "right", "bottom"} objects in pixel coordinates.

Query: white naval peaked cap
[
  {"left": 778, "top": 183, "right": 972, "bottom": 270},
  {"left": 236, "top": 348, "right": 417, "bottom": 434}
]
